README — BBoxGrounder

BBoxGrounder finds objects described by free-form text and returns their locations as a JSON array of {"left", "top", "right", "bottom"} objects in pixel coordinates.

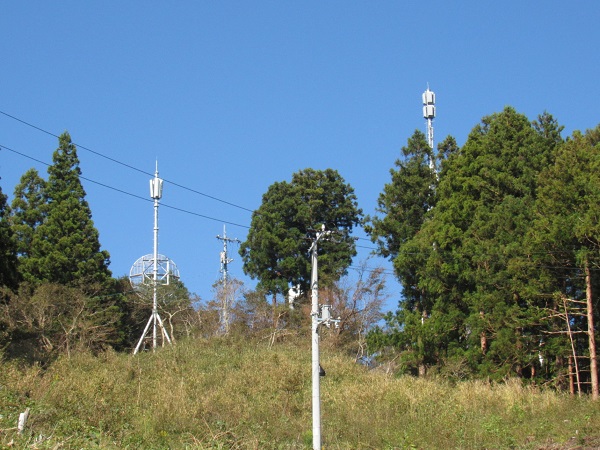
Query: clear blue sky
[{"left": 1, "top": 2, "right": 599, "bottom": 312}]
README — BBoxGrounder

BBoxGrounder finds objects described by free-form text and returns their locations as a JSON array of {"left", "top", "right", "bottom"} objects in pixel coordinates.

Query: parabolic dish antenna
[{"left": 129, "top": 253, "right": 180, "bottom": 292}]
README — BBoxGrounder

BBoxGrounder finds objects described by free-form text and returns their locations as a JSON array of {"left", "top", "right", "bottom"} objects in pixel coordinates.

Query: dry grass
[{"left": 1, "top": 334, "right": 599, "bottom": 449}]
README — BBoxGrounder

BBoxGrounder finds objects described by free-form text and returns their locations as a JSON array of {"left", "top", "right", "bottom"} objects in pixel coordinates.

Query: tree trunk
[
  {"left": 480, "top": 311, "right": 487, "bottom": 355},
  {"left": 563, "top": 296, "right": 581, "bottom": 397},
  {"left": 516, "top": 330, "right": 523, "bottom": 377},
  {"left": 585, "top": 260, "right": 598, "bottom": 400},
  {"left": 272, "top": 293, "right": 277, "bottom": 328},
  {"left": 569, "top": 356, "right": 575, "bottom": 396}
]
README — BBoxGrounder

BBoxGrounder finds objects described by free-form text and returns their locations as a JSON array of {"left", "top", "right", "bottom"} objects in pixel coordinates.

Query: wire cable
[
  {"left": 0, "top": 110, "right": 254, "bottom": 213},
  {"left": 0, "top": 143, "right": 250, "bottom": 229}
]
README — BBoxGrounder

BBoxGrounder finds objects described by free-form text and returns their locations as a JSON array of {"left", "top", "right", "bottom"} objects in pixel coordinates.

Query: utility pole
[
  {"left": 216, "top": 225, "right": 240, "bottom": 334},
  {"left": 309, "top": 225, "right": 340, "bottom": 450}
]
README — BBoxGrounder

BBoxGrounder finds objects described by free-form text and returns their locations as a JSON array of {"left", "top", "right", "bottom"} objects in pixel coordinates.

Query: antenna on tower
[
  {"left": 216, "top": 225, "right": 240, "bottom": 334},
  {"left": 130, "top": 162, "right": 179, "bottom": 354},
  {"left": 422, "top": 85, "right": 436, "bottom": 173}
]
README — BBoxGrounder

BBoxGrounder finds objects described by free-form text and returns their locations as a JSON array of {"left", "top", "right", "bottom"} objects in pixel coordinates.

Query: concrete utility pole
[
  {"left": 309, "top": 225, "right": 340, "bottom": 450},
  {"left": 216, "top": 225, "right": 240, "bottom": 334}
]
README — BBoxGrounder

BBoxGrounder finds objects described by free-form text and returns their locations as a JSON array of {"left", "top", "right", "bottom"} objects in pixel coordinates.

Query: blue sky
[{"left": 1, "top": 2, "right": 599, "bottom": 312}]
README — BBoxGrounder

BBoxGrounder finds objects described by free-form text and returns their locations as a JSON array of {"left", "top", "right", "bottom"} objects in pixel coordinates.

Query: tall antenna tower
[
  {"left": 216, "top": 225, "right": 240, "bottom": 334},
  {"left": 422, "top": 85, "right": 436, "bottom": 172},
  {"left": 130, "top": 162, "right": 179, "bottom": 354}
]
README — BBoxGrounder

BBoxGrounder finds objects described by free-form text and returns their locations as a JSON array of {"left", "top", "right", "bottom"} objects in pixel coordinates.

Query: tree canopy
[
  {"left": 240, "top": 168, "right": 362, "bottom": 298},
  {"left": 1, "top": 109, "right": 598, "bottom": 394},
  {"left": 0, "top": 185, "right": 18, "bottom": 291},
  {"left": 22, "top": 132, "right": 111, "bottom": 289},
  {"left": 366, "top": 107, "right": 591, "bottom": 384}
]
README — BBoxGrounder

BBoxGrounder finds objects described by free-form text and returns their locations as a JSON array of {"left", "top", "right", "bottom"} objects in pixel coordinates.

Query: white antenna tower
[
  {"left": 422, "top": 85, "right": 436, "bottom": 172},
  {"left": 216, "top": 225, "right": 240, "bottom": 334},
  {"left": 131, "top": 162, "right": 179, "bottom": 354}
]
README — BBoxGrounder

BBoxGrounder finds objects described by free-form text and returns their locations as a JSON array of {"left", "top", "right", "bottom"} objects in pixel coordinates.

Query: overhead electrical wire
[
  {"left": 349, "top": 265, "right": 395, "bottom": 276},
  {"left": 356, "top": 244, "right": 378, "bottom": 251},
  {"left": 3, "top": 141, "right": 403, "bottom": 285},
  {"left": 0, "top": 143, "right": 250, "bottom": 229},
  {"left": 0, "top": 110, "right": 383, "bottom": 237},
  {"left": 0, "top": 109, "right": 254, "bottom": 213},
  {"left": 4, "top": 140, "right": 597, "bottom": 272},
  {"left": 7, "top": 110, "right": 598, "bottom": 290},
  {"left": 0, "top": 110, "right": 402, "bottom": 276},
  {"left": 8, "top": 132, "right": 595, "bottom": 285}
]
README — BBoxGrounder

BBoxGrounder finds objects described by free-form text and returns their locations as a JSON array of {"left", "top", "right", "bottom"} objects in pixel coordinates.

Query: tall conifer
[
  {"left": 533, "top": 126, "right": 600, "bottom": 398},
  {"left": 10, "top": 168, "right": 47, "bottom": 284},
  {"left": 27, "top": 132, "right": 111, "bottom": 289},
  {"left": 0, "top": 185, "right": 18, "bottom": 290}
]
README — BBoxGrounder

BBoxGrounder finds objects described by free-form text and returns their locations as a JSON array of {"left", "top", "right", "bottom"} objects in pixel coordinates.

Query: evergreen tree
[
  {"left": 9, "top": 168, "right": 47, "bottom": 283},
  {"left": 369, "top": 108, "right": 563, "bottom": 379},
  {"left": 240, "top": 168, "right": 362, "bottom": 300},
  {"left": 424, "top": 108, "right": 561, "bottom": 378},
  {"left": 366, "top": 130, "right": 435, "bottom": 261},
  {"left": 365, "top": 130, "right": 438, "bottom": 374},
  {"left": 531, "top": 125, "right": 600, "bottom": 397},
  {"left": 27, "top": 132, "right": 111, "bottom": 289},
  {"left": 0, "top": 184, "right": 18, "bottom": 291}
]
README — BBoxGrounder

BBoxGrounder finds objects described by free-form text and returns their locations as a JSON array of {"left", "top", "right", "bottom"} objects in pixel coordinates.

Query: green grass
[{"left": 1, "top": 333, "right": 600, "bottom": 449}]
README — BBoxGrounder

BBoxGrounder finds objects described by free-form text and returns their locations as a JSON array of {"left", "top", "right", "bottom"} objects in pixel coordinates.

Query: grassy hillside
[{"left": 1, "top": 333, "right": 600, "bottom": 449}]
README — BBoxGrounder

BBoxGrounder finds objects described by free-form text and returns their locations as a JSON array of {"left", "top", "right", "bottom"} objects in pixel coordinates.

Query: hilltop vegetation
[
  {"left": 366, "top": 108, "right": 600, "bottom": 395},
  {"left": 2, "top": 334, "right": 600, "bottom": 449},
  {"left": 0, "top": 107, "right": 599, "bottom": 448}
]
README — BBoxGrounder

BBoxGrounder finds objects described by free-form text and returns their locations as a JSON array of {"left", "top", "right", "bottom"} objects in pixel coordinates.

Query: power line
[
  {"left": 356, "top": 244, "right": 378, "bottom": 251},
  {"left": 0, "top": 143, "right": 250, "bottom": 229},
  {"left": 0, "top": 111, "right": 388, "bottom": 239},
  {"left": 7, "top": 138, "right": 594, "bottom": 263},
  {"left": 0, "top": 109, "right": 254, "bottom": 213},
  {"left": 349, "top": 265, "right": 395, "bottom": 276}
]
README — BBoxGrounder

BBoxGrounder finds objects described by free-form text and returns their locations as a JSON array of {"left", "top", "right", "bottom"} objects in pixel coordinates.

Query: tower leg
[
  {"left": 133, "top": 314, "right": 154, "bottom": 355},
  {"left": 156, "top": 313, "right": 173, "bottom": 344},
  {"left": 133, "top": 311, "right": 173, "bottom": 354}
]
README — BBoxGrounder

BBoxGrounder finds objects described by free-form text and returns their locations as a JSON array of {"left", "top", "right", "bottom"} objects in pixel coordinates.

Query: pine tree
[
  {"left": 366, "top": 130, "right": 435, "bottom": 261},
  {"left": 365, "top": 130, "right": 446, "bottom": 375}
]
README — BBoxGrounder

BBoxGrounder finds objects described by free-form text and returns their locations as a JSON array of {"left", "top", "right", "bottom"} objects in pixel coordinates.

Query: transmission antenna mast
[
  {"left": 131, "top": 162, "right": 175, "bottom": 354},
  {"left": 422, "top": 85, "right": 436, "bottom": 172}
]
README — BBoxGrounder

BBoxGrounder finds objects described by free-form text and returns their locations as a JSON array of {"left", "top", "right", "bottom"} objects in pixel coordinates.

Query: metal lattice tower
[{"left": 422, "top": 85, "right": 436, "bottom": 172}]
